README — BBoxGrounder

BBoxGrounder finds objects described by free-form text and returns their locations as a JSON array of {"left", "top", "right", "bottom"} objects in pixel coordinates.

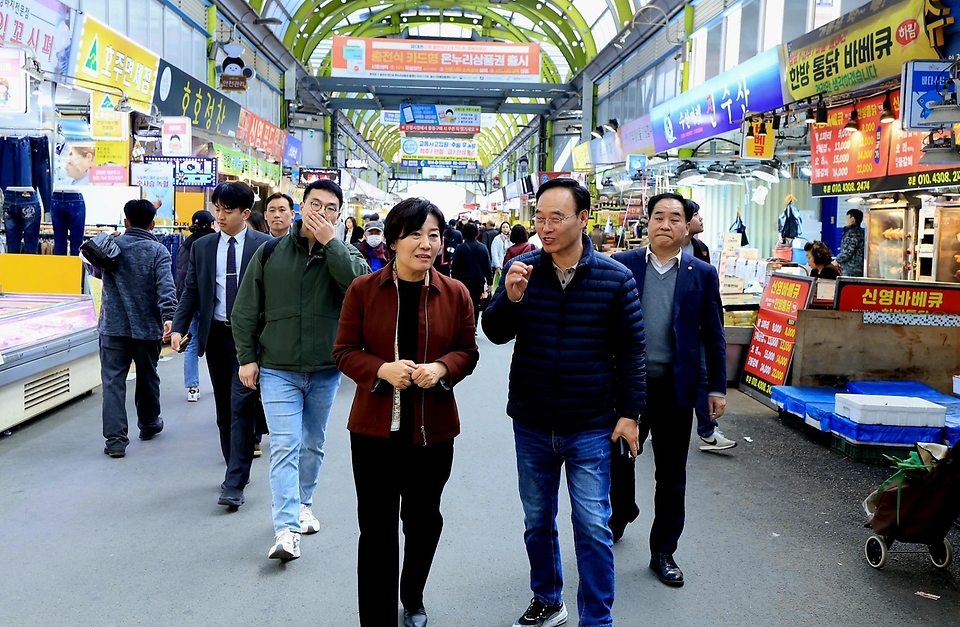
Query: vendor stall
[{"left": 0, "top": 293, "right": 100, "bottom": 432}]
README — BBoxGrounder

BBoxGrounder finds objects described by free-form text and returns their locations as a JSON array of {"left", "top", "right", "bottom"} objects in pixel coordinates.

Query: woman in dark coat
[
  {"left": 503, "top": 223, "right": 538, "bottom": 265},
  {"left": 333, "top": 198, "right": 479, "bottom": 627},
  {"left": 176, "top": 210, "right": 215, "bottom": 401},
  {"left": 344, "top": 216, "right": 364, "bottom": 245}
]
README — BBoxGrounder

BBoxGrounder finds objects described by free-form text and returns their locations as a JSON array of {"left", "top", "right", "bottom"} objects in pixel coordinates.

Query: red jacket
[{"left": 333, "top": 266, "right": 480, "bottom": 444}]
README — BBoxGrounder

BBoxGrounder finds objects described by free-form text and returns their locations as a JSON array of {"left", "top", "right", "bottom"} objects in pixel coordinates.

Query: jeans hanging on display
[
  {"left": 29, "top": 137, "right": 52, "bottom": 214},
  {"left": 0, "top": 137, "right": 32, "bottom": 191},
  {"left": 3, "top": 190, "right": 42, "bottom": 254},
  {"left": 51, "top": 191, "right": 86, "bottom": 255}
]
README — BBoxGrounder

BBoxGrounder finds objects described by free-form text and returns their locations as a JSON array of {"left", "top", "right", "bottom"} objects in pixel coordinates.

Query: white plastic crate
[
  {"left": 834, "top": 394, "right": 946, "bottom": 428},
  {"left": 953, "top": 375, "right": 960, "bottom": 397}
]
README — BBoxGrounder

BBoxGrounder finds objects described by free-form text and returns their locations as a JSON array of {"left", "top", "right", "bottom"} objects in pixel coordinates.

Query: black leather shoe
[
  {"left": 649, "top": 553, "right": 684, "bottom": 587},
  {"left": 139, "top": 419, "right": 164, "bottom": 440},
  {"left": 609, "top": 507, "right": 640, "bottom": 544},
  {"left": 403, "top": 607, "right": 428, "bottom": 627},
  {"left": 103, "top": 447, "right": 125, "bottom": 458},
  {"left": 218, "top": 488, "right": 244, "bottom": 509}
]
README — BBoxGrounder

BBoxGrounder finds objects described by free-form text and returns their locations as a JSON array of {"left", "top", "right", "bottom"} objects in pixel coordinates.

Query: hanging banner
[
  {"left": 571, "top": 142, "right": 593, "bottom": 171},
  {"left": 0, "top": 0, "right": 74, "bottom": 75},
  {"left": 785, "top": 0, "right": 957, "bottom": 102},
  {"left": 161, "top": 117, "right": 191, "bottom": 157},
  {"left": 400, "top": 137, "right": 477, "bottom": 161},
  {"left": 130, "top": 161, "right": 175, "bottom": 225},
  {"left": 153, "top": 60, "right": 242, "bottom": 137},
  {"left": 591, "top": 132, "right": 623, "bottom": 166},
  {"left": 90, "top": 140, "right": 129, "bottom": 186},
  {"left": 400, "top": 159, "right": 477, "bottom": 169},
  {"left": 618, "top": 115, "right": 655, "bottom": 157},
  {"left": 299, "top": 167, "right": 341, "bottom": 186},
  {"left": 740, "top": 120, "right": 777, "bottom": 160},
  {"left": 144, "top": 156, "right": 217, "bottom": 187},
  {"left": 649, "top": 45, "right": 789, "bottom": 152},
  {"left": 740, "top": 273, "right": 816, "bottom": 398},
  {"left": 212, "top": 143, "right": 249, "bottom": 177},
  {"left": 237, "top": 108, "right": 286, "bottom": 161},
  {"left": 90, "top": 92, "right": 129, "bottom": 141},
  {"left": 0, "top": 49, "right": 27, "bottom": 114},
  {"left": 282, "top": 134, "right": 302, "bottom": 167},
  {"left": 397, "top": 105, "right": 482, "bottom": 134},
  {"left": 331, "top": 37, "right": 541, "bottom": 82},
  {"left": 810, "top": 94, "right": 890, "bottom": 196},
  {"left": 69, "top": 14, "right": 160, "bottom": 112}
]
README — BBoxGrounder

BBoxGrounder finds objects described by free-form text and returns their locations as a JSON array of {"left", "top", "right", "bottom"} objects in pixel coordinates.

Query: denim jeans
[
  {"left": 260, "top": 367, "right": 342, "bottom": 534},
  {"left": 51, "top": 190, "right": 86, "bottom": 255},
  {"left": 3, "top": 190, "right": 41, "bottom": 254},
  {"left": 29, "top": 136, "right": 52, "bottom": 216},
  {"left": 514, "top": 421, "right": 615, "bottom": 627},
  {"left": 182, "top": 313, "right": 200, "bottom": 389},
  {"left": 695, "top": 347, "right": 718, "bottom": 438},
  {"left": 0, "top": 137, "right": 32, "bottom": 191}
]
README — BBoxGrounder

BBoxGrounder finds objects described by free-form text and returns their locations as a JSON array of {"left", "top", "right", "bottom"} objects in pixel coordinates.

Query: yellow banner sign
[
  {"left": 785, "top": 0, "right": 951, "bottom": 101},
  {"left": 91, "top": 92, "right": 129, "bottom": 141},
  {"left": 73, "top": 15, "right": 160, "bottom": 112},
  {"left": 572, "top": 142, "right": 593, "bottom": 171},
  {"left": 94, "top": 141, "right": 129, "bottom": 168},
  {"left": 740, "top": 121, "right": 776, "bottom": 160}
]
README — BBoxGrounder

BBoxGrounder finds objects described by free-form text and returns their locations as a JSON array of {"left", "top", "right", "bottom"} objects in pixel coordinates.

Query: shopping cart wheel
[
  {"left": 929, "top": 538, "right": 953, "bottom": 568},
  {"left": 865, "top": 535, "right": 888, "bottom": 569}
]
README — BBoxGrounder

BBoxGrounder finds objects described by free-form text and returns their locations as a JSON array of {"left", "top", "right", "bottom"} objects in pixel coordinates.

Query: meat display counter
[{"left": 0, "top": 293, "right": 100, "bottom": 431}]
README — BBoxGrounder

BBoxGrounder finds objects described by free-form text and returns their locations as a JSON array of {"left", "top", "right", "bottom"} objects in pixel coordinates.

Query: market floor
[{"left": 1, "top": 331, "right": 957, "bottom": 627}]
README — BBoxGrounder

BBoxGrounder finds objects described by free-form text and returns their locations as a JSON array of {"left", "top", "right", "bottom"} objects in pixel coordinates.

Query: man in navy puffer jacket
[{"left": 483, "top": 178, "right": 646, "bottom": 627}]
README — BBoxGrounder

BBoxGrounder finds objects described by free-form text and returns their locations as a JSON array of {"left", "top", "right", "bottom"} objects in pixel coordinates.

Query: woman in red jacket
[{"left": 333, "top": 197, "right": 480, "bottom": 627}]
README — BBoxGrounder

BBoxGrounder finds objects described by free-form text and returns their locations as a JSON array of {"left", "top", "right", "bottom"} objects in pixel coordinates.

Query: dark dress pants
[
  {"left": 205, "top": 321, "right": 261, "bottom": 489},
  {"left": 610, "top": 374, "right": 694, "bottom": 556},
  {"left": 351, "top": 432, "right": 454, "bottom": 626},
  {"left": 100, "top": 335, "right": 162, "bottom": 451},
  {"left": 460, "top": 277, "right": 485, "bottom": 326}
]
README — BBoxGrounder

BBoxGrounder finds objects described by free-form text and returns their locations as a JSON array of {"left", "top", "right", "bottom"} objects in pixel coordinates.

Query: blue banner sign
[{"left": 649, "top": 45, "right": 788, "bottom": 153}]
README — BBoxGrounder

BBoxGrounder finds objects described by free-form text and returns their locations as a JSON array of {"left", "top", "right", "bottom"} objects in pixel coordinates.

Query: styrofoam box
[
  {"left": 834, "top": 394, "right": 946, "bottom": 428},
  {"left": 953, "top": 375, "right": 960, "bottom": 397}
]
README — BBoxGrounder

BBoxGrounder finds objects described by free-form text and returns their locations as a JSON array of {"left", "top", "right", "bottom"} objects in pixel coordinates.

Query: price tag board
[{"left": 740, "top": 273, "right": 815, "bottom": 401}]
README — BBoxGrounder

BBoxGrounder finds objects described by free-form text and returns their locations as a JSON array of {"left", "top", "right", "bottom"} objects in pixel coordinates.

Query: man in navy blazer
[
  {"left": 171, "top": 182, "right": 272, "bottom": 508},
  {"left": 609, "top": 192, "right": 726, "bottom": 588}
]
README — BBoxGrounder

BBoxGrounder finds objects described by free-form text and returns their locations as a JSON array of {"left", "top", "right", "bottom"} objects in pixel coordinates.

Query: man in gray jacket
[{"left": 92, "top": 199, "right": 177, "bottom": 458}]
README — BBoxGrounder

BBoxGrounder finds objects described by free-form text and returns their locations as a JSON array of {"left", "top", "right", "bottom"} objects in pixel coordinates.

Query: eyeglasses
[
  {"left": 533, "top": 213, "right": 579, "bottom": 227},
  {"left": 307, "top": 199, "right": 340, "bottom": 214}
]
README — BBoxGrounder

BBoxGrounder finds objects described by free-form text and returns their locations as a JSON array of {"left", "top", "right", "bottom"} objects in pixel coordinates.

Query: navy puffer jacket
[{"left": 482, "top": 235, "right": 646, "bottom": 433}]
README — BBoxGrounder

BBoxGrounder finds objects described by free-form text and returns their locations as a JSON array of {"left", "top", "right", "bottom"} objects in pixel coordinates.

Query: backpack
[{"left": 80, "top": 232, "right": 121, "bottom": 271}]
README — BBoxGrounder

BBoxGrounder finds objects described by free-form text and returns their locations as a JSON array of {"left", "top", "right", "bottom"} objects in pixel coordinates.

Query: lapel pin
[{"left": 687, "top": 265, "right": 693, "bottom": 270}]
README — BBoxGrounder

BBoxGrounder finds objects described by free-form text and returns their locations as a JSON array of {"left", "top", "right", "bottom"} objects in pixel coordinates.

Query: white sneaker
[
  {"left": 699, "top": 428, "right": 737, "bottom": 452},
  {"left": 268, "top": 529, "right": 301, "bottom": 560},
  {"left": 187, "top": 388, "right": 200, "bottom": 402},
  {"left": 299, "top": 504, "right": 320, "bottom": 535}
]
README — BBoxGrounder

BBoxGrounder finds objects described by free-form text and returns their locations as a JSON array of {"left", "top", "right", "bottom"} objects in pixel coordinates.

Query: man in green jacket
[{"left": 232, "top": 179, "right": 369, "bottom": 561}]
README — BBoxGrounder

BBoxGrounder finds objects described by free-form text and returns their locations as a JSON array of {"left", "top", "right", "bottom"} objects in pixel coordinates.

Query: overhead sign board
[
  {"left": 401, "top": 159, "right": 478, "bottom": 170},
  {"left": 397, "top": 105, "right": 481, "bottom": 134},
  {"left": 300, "top": 167, "right": 341, "bottom": 186},
  {"left": 740, "top": 120, "right": 777, "bottom": 160},
  {"left": 900, "top": 60, "right": 954, "bottom": 131},
  {"left": 619, "top": 115, "right": 655, "bottom": 157},
  {"left": 400, "top": 137, "right": 477, "bottom": 161},
  {"left": 649, "top": 45, "right": 789, "bottom": 153},
  {"left": 70, "top": 14, "right": 159, "bottom": 112},
  {"left": 90, "top": 92, "right": 129, "bottom": 141},
  {"left": 153, "top": 59, "right": 242, "bottom": 137},
  {"left": 161, "top": 117, "right": 191, "bottom": 157},
  {"left": 331, "top": 37, "right": 541, "bottom": 82},
  {"left": 2, "top": 0, "right": 75, "bottom": 74},
  {"left": 785, "top": 0, "right": 958, "bottom": 102},
  {"left": 283, "top": 134, "right": 302, "bottom": 167}
]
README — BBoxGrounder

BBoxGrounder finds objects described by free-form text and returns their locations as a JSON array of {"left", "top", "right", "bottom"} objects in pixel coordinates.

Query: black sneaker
[
  {"left": 103, "top": 447, "right": 125, "bottom": 458},
  {"left": 513, "top": 598, "right": 567, "bottom": 627}
]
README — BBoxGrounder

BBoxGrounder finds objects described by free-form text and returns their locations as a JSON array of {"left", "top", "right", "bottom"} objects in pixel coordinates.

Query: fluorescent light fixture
[{"left": 845, "top": 195, "right": 864, "bottom": 203}]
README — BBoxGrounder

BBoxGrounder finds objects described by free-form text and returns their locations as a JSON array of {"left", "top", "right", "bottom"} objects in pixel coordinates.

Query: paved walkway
[{"left": 1, "top": 332, "right": 957, "bottom": 626}]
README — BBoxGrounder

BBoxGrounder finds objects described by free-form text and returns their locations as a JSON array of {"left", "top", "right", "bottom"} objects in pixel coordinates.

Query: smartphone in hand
[
  {"left": 616, "top": 436, "right": 635, "bottom": 461},
  {"left": 176, "top": 332, "right": 193, "bottom": 354}
]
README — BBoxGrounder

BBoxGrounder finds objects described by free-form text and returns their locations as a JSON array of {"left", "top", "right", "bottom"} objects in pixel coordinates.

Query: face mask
[{"left": 366, "top": 235, "right": 382, "bottom": 248}]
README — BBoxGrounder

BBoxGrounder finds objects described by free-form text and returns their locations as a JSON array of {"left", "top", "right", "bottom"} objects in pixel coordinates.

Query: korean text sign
[
  {"left": 400, "top": 137, "right": 477, "bottom": 161},
  {"left": 71, "top": 15, "right": 159, "bottom": 112},
  {"left": 153, "top": 60, "right": 242, "bottom": 138},
  {"left": 237, "top": 108, "right": 286, "bottom": 161},
  {"left": 810, "top": 94, "right": 890, "bottom": 196},
  {"left": 398, "top": 105, "right": 481, "bottom": 134},
  {"left": 741, "top": 273, "right": 815, "bottom": 397},
  {"left": 835, "top": 278, "right": 960, "bottom": 314},
  {"left": 0, "top": 0, "right": 73, "bottom": 74},
  {"left": 332, "top": 37, "right": 541, "bottom": 82},
  {"left": 785, "top": 0, "right": 948, "bottom": 101},
  {"left": 649, "top": 45, "right": 788, "bottom": 153}
]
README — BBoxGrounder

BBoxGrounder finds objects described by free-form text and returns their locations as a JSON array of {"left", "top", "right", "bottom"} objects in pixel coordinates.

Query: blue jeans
[
  {"left": 182, "top": 313, "right": 200, "bottom": 389},
  {"left": 51, "top": 191, "right": 86, "bottom": 256},
  {"left": 514, "top": 421, "right": 614, "bottom": 627},
  {"left": 695, "top": 348, "right": 718, "bottom": 438},
  {"left": 3, "top": 190, "right": 41, "bottom": 254},
  {"left": 260, "top": 367, "right": 341, "bottom": 534},
  {"left": 0, "top": 137, "right": 32, "bottom": 191}
]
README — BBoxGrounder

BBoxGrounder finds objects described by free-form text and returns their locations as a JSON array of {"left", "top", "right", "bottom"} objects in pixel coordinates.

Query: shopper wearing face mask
[{"left": 354, "top": 220, "right": 393, "bottom": 272}]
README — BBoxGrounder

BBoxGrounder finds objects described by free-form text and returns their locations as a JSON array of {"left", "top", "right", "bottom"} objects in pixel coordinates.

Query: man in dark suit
[
  {"left": 610, "top": 192, "right": 726, "bottom": 587},
  {"left": 171, "top": 181, "right": 271, "bottom": 509}
]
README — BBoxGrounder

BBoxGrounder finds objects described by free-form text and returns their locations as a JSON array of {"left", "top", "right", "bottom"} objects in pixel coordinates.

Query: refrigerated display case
[
  {"left": 0, "top": 293, "right": 100, "bottom": 431},
  {"left": 865, "top": 206, "right": 917, "bottom": 281},
  {"left": 933, "top": 205, "right": 960, "bottom": 284}
]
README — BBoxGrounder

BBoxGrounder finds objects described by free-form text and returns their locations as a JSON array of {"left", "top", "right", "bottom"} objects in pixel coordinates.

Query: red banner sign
[
  {"left": 741, "top": 274, "right": 815, "bottom": 397},
  {"left": 236, "top": 109, "right": 286, "bottom": 161},
  {"left": 835, "top": 278, "right": 960, "bottom": 314},
  {"left": 811, "top": 94, "right": 890, "bottom": 196}
]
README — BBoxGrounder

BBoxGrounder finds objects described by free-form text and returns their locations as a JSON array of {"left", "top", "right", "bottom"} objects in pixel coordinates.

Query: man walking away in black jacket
[
  {"left": 90, "top": 199, "right": 177, "bottom": 458},
  {"left": 451, "top": 222, "right": 492, "bottom": 325}
]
